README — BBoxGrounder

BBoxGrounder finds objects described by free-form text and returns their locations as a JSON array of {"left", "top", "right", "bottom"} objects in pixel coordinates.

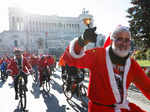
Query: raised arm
[{"left": 63, "top": 27, "right": 98, "bottom": 69}]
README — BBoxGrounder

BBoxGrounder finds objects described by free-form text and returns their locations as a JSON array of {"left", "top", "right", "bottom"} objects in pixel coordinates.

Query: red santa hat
[
  {"left": 103, "top": 25, "right": 130, "bottom": 48},
  {"left": 103, "top": 33, "right": 111, "bottom": 48}
]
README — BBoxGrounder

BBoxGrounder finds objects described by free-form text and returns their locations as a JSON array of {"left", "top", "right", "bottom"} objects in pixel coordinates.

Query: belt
[{"left": 92, "top": 102, "right": 116, "bottom": 108}]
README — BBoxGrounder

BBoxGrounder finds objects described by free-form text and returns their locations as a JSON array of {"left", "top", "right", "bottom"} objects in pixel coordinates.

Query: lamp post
[
  {"left": 83, "top": 18, "right": 91, "bottom": 28},
  {"left": 45, "top": 32, "right": 48, "bottom": 49},
  {"left": 83, "top": 18, "right": 97, "bottom": 47}
]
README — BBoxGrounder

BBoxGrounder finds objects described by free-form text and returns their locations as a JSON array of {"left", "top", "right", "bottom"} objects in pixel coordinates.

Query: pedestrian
[{"left": 63, "top": 25, "right": 150, "bottom": 112}]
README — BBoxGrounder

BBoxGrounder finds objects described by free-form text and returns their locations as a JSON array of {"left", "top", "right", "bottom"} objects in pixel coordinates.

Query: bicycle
[
  {"left": 1, "top": 67, "right": 8, "bottom": 81},
  {"left": 41, "top": 66, "right": 51, "bottom": 92},
  {"left": 61, "top": 68, "right": 68, "bottom": 84},
  {"left": 62, "top": 73, "right": 88, "bottom": 106},
  {"left": 17, "top": 71, "right": 27, "bottom": 111}
]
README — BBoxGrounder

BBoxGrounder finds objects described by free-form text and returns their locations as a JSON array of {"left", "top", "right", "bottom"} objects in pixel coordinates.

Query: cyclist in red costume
[
  {"left": 7, "top": 48, "right": 33, "bottom": 100},
  {"left": 38, "top": 55, "right": 50, "bottom": 87},
  {"left": 63, "top": 25, "right": 150, "bottom": 112}
]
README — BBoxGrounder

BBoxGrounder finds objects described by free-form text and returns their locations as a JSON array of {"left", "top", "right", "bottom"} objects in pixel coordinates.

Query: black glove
[
  {"left": 6, "top": 71, "right": 11, "bottom": 75},
  {"left": 83, "top": 27, "right": 97, "bottom": 42},
  {"left": 78, "top": 27, "right": 97, "bottom": 47}
]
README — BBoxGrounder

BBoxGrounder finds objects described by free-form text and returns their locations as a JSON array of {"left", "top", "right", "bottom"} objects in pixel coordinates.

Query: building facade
[{"left": 0, "top": 7, "right": 95, "bottom": 56}]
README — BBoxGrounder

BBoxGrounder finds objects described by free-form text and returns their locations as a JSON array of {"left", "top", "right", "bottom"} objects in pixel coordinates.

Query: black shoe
[{"left": 15, "top": 93, "right": 18, "bottom": 100}]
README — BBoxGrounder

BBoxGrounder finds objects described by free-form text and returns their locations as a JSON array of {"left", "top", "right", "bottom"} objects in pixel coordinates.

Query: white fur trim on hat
[{"left": 69, "top": 37, "right": 86, "bottom": 58}]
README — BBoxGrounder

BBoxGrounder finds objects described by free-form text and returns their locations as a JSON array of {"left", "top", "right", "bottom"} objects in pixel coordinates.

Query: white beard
[{"left": 112, "top": 42, "right": 130, "bottom": 57}]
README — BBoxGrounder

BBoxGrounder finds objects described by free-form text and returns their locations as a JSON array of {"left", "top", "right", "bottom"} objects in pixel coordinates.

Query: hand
[
  {"left": 83, "top": 27, "right": 97, "bottom": 43},
  {"left": 6, "top": 71, "right": 11, "bottom": 75},
  {"left": 29, "top": 69, "right": 35, "bottom": 74}
]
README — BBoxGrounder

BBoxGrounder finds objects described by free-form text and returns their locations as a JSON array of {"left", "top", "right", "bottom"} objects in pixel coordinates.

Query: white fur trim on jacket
[
  {"left": 6, "top": 69, "right": 12, "bottom": 73},
  {"left": 115, "top": 100, "right": 130, "bottom": 111},
  {"left": 14, "top": 55, "right": 23, "bottom": 70},
  {"left": 69, "top": 37, "right": 86, "bottom": 58},
  {"left": 106, "top": 46, "right": 131, "bottom": 112}
]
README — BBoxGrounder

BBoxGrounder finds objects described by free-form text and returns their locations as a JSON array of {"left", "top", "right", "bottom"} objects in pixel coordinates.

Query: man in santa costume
[
  {"left": 7, "top": 48, "right": 33, "bottom": 100},
  {"left": 38, "top": 55, "right": 51, "bottom": 87},
  {"left": 63, "top": 25, "right": 150, "bottom": 112}
]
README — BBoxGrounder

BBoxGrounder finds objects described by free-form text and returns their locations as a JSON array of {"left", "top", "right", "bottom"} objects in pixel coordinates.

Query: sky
[{"left": 0, "top": 0, "right": 132, "bottom": 35}]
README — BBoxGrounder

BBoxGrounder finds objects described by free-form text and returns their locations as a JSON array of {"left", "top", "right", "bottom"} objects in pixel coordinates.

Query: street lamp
[
  {"left": 45, "top": 32, "right": 48, "bottom": 49},
  {"left": 83, "top": 18, "right": 91, "bottom": 28},
  {"left": 83, "top": 18, "right": 97, "bottom": 47}
]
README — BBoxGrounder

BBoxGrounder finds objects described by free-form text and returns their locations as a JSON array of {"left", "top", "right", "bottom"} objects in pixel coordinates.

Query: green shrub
[{"left": 146, "top": 49, "right": 150, "bottom": 60}]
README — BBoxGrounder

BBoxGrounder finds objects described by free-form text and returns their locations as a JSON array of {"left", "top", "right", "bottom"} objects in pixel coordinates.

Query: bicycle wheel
[
  {"left": 62, "top": 82, "right": 73, "bottom": 100},
  {"left": 20, "top": 89, "right": 27, "bottom": 110},
  {"left": 31, "top": 73, "right": 37, "bottom": 82},
  {"left": 79, "top": 84, "right": 88, "bottom": 107},
  {"left": 61, "top": 74, "right": 67, "bottom": 84},
  {"left": 80, "top": 85, "right": 87, "bottom": 97},
  {"left": 42, "top": 80, "right": 51, "bottom": 92},
  {"left": 46, "top": 80, "right": 51, "bottom": 92},
  {"left": 19, "top": 80, "right": 27, "bottom": 110}
]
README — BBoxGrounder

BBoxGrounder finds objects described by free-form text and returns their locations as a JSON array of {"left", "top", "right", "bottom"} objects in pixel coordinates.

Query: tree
[{"left": 127, "top": 0, "right": 150, "bottom": 49}]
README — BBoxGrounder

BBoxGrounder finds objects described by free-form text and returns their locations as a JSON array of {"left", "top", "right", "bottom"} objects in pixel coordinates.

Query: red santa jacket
[
  {"left": 46, "top": 55, "right": 55, "bottom": 66},
  {"left": 29, "top": 56, "right": 39, "bottom": 67},
  {"left": 38, "top": 56, "right": 49, "bottom": 71},
  {"left": 63, "top": 38, "right": 150, "bottom": 112},
  {"left": 7, "top": 55, "right": 32, "bottom": 76}
]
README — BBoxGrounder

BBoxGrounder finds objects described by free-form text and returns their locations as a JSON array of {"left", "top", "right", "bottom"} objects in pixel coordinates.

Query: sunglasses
[{"left": 112, "top": 37, "right": 131, "bottom": 43}]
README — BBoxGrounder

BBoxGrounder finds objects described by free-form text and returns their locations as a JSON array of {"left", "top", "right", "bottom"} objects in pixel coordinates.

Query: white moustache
[{"left": 112, "top": 43, "right": 130, "bottom": 57}]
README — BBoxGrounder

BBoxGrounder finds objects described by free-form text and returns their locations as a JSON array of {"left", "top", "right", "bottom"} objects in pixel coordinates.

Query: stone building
[
  {"left": 0, "top": 7, "right": 105, "bottom": 56},
  {"left": 0, "top": 7, "right": 95, "bottom": 56}
]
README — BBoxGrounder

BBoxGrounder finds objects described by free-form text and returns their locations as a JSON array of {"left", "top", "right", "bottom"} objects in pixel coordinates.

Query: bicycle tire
[
  {"left": 46, "top": 80, "right": 51, "bottom": 92},
  {"left": 31, "top": 73, "right": 36, "bottom": 82},
  {"left": 19, "top": 79, "right": 27, "bottom": 110},
  {"left": 62, "top": 82, "right": 73, "bottom": 100},
  {"left": 42, "top": 80, "right": 50, "bottom": 92},
  {"left": 79, "top": 84, "right": 88, "bottom": 107},
  {"left": 32, "top": 72, "right": 39, "bottom": 83},
  {"left": 80, "top": 85, "right": 87, "bottom": 97},
  {"left": 61, "top": 74, "right": 67, "bottom": 84},
  {"left": 20, "top": 89, "right": 26, "bottom": 110}
]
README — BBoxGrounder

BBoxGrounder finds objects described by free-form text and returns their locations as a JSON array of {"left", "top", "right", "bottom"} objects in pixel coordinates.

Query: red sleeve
[
  {"left": 63, "top": 42, "right": 99, "bottom": 69},
  {"left": 74, "top": 41, "right": 84, "bottom": 54},
  {"left": 132, "top": 59, "right": 150, "bottom": 100},
  {"left": 6, "top": 60, "right": 14, "bottom": 75},
  {"left": 24, "top": 58, "right": 32, "bottom": 70}
]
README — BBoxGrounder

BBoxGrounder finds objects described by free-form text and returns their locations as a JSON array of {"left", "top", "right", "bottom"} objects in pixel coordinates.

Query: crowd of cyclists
[
  {"left": 0, "top": 48, "right": 56, "bottom": 100},
  {"left": 0, "top": 47, "right": 88, "bottom": 111}
]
